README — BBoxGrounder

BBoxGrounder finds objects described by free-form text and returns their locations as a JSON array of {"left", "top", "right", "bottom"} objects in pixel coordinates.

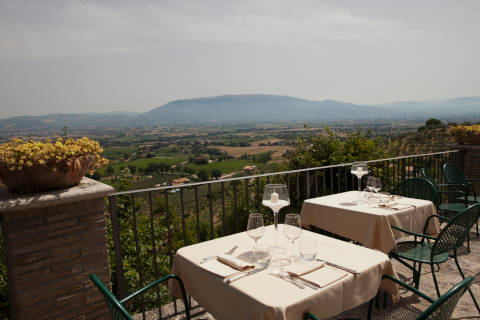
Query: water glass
[
  {"left": 253, "top": 243, "right": 271, "bottom": 266},
  {"left": 378, "top": 192, "right": 391, "bottom": 205},
  {"left": 299, "top": 238, "right": 317, "bottom": 261}
]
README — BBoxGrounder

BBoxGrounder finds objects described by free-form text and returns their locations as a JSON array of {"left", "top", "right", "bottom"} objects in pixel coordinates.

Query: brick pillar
[
  {"left": 0, "top": 177, "right": 114, "bottom": 320},
  {"left": 448, "top": 143, "right": 480, "bottom": 191}
]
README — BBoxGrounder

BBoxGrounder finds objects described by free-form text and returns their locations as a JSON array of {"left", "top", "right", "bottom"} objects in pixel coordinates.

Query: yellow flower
[{"left": 0, "top": 137, "right": 108, "bottom": 172}]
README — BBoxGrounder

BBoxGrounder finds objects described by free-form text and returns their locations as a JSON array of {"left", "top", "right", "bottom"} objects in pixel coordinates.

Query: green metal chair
[
  {"left": 368, "top": 275, "right": 473, "bottom": 320},
  {"left": 421, "top": 168, "right": 467, "bottom": 215},
  {"left": 443, "top": 162, "right": 480, "bottom": 237},
  {"left": 391, "top": 178, "right": 439, "bottom": 206},
  {"left": 422, "top": 167, "right": 473, "bottom": 251},
  {"left": 391, "top": 178, "right": 442, "bottom": 235},
  {"left": 389, "top": 203, "right": 480, "bottom": 313},
  {"left": 90, "top": 273, "right": 191, "bottom": 320},
  {"left": 443, "top": 162, "right": 479, "bottom": 204}
]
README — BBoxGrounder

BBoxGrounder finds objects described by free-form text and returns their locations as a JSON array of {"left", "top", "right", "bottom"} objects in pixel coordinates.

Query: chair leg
[
  {"left": 430, "top": 263, "right": 441, "bottom": 298},
  {"left": 454, "top": 256, "right": 480, "bottom": 313},
  {"left": 414, "top": 262, "right": 422, "bottom": 289},
  {"left": 467, "top": 232, "right": 471, "bottom": 253},
  {"left": 367, "top": 298, "right": 374, "bottom": 320}
]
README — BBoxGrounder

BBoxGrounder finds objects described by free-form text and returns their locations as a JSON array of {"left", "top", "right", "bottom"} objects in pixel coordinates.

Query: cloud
[{"left": 0, "top": 0, "right": 406, "bottom": 60}]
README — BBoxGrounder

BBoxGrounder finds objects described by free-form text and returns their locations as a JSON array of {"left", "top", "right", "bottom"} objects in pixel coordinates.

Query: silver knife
[
  {"left": 286, "top": 273, "right": 319, "bottom": 290},
  {"left": 226, "top": 266, "right": 266, "bottom": 283},
  {"left": 271, "top": 273, "right": 305, "bottom": 289},
  {"left": 316, "top": 258, "right": 360, "bottom": 275}
]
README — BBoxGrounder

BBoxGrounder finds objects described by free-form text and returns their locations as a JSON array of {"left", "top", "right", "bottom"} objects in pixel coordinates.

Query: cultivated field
[{"left": 217, "top": 145, "right": 291, "bottom": 159}]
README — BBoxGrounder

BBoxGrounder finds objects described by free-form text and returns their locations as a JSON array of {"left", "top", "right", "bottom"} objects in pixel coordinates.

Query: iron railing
[{"left": 106, "top": 150, "right": 462, "bottom": 319}]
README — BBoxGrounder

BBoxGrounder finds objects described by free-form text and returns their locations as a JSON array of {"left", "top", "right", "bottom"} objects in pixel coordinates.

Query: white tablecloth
[
  {"left": 301, "top": 191, "right": 440, "bottom": 253},
  {"left": 170, "top": 225, "right": 396, "bottom": 320}
]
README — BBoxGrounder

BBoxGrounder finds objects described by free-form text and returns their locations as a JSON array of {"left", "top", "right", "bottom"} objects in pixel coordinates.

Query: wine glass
[
  {"left": 366, "top": 177, "right": 382, "bottom": 203},
  {"left": 247, "top": 213, "right": 265, "bottom": 262},
  {"left": 284, "top": 214, "right": 302, "bottom": 262},
  {"left": 262, "top": 184, "right": 290, "bottom": 254},
  {"left": 366, "top": 176, "right": 376, "bottom": 192},
  {"left": 373, "top": 178, "right": 382, "bottom": 194},
  {"left": 351, "top": 162, "right": 369, "bottom": 192}
]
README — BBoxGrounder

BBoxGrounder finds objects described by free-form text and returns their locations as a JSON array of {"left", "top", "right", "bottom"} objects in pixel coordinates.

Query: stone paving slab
[{"left": 135, "top": 230, "right": 480, "bottom": 320}]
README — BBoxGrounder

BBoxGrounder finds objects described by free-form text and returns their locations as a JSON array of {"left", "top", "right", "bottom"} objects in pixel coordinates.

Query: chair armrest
[
  {"left": 437, "top": 189, "right": 465, "bottom": 195},
  {"left": 120, "top": 274, "right": 189, "bottom": 314},
  {"left": 436, "top": 183, "right": 464, "bottom": 187},
  {"left": 303, "top": 313, "right": 320, "bottom": 320},
  {"left": 391, "top": 225, "right": 437, "bottom": 240},
  {"left": 382, "top": 275, "right": 435, "bottom": 303},
  {"left": 423, "top": 214, "right": 450, "bottom": 234},
  {"left": 426, "top": 214, "right": 451, "bottom": 224}
]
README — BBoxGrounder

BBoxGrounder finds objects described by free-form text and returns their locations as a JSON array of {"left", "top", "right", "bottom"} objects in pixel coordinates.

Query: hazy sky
[{"left": 1, "top": 0, "right": 479, "bottom": 118}]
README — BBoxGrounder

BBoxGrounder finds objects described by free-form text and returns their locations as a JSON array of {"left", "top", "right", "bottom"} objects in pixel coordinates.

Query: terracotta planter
[{"left": 0, "top": 155, "right": 95, "bottom": 194}]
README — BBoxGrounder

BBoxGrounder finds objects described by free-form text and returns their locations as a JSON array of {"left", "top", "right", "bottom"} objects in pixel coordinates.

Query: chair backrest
[
  {"left": 90, "top": 274, "right": 133, "bottom": 320},
  {"left": 443, "top": 163, "right": 468, "bottom": 185},
  {"left": 418, "top": 276, "right": 473, "bottom": 320},
  {"left": 421, "top": 168, "right": 436, "bottom": 186},
  {"left": 432, "top": 203, "right": 480, "bottom": 256},
  {"left": 391, "top": 178, "right": 439, "bottom": 206}
]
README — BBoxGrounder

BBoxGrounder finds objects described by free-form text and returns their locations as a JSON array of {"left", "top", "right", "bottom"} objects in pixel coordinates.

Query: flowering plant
[
  {"left": 0, "top": 137, "right": 108, "bottom": 173},
  {"left": 0, "top": 137, "right": 109, "bottom": 193},
  {"left": 449, "top": 124, "right": 480, "bottom": 144}
]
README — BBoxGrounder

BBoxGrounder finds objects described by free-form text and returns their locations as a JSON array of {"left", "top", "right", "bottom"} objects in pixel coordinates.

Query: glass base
[
  {"left": 289, "top": 255, "right": 301, "bottom": 263},
  {"left": 270, "top": 245, "right": 286, "bottom": 254},
  {"left": 269, "top": 257, "right": 291, "bottom": 268}
]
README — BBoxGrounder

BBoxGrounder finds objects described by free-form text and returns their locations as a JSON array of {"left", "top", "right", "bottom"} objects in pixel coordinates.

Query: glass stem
[
  {"left": 292, "top": 240, "right": 295, "bottom": 256},
  {"left": 274, "top": 211, "right": 279, "bottom": 247},
  {"left": 358, "top": 177, "right": 361, "bottom": 191}
]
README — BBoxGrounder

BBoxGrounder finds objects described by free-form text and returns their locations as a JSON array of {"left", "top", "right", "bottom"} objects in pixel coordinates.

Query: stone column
[
  {"left": 0, "top": 177, "right": 114, "bottom": 320},
  {"left": 448, "top": 143, "right": 480, "bottom": 191}
]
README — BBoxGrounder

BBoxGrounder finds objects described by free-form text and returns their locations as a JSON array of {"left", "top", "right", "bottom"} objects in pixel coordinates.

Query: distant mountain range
[{"left": 1, "top": 95, "right": 479, "bottom": 130}]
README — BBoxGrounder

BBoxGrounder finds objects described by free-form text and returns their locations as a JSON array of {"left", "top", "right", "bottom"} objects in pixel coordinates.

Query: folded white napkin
[
  {"left": 388, "top": 203, "right": 414, "bottom": 210},
  {"left": 301, "top": 265, "right": 349, "bottom": 288},
  {"left": 286, "top": 260, "right": 326, "bottom": 276},
  {"left": 200, "top": 253, "right": 255, "bottom": 279},
  {"left": 217, "top": 253, "right": 255, "bottom": 271}
]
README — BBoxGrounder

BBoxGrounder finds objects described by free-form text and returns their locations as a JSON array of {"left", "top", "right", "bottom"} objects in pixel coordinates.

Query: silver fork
[{"left": 200, "top": 245, "right": 238, "bottom": 264}]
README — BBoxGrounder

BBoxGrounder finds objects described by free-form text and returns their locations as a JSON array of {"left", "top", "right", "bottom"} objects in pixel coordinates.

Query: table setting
[
  {"left": 169, "top": 182, "right": 397, "bottom": 319},
  {"left": 196, "top": 213, "right": 355, "bottom": 289},
  {"left": 170, "top": 223, "right": 396, "bottom": 320}
]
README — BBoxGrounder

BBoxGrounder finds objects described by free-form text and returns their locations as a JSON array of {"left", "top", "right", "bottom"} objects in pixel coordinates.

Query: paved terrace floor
[{"left": 136, "top": 228, "right": 480, "bottom": 320}]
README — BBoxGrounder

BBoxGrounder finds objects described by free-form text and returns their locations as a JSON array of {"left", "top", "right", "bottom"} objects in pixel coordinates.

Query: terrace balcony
[{"left": 1, "top": 147, "right": 479, "bottom": 319}]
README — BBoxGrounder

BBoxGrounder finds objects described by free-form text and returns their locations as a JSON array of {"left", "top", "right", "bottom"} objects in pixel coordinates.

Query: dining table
[
  {"left": 169, "top": 224, "right": 397, "bottom": 320},
  {"left": 300, "top": 191, "right": 441, "bottom": 254}
]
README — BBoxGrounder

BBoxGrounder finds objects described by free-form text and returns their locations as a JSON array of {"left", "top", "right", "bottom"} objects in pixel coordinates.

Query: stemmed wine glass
[
  {"left": 366, "top": 176, "right": 382, "bottom": 202},
  {"left": 284, "top": 214, "right": 302, "bottom": 262},
  {"left": 262, "top": 184, "right": 290, "bottom": 254},
  {"left": 351, "top": 162, "right": 369, "bottom": 193},
  {"left": 247, "top": 213, "right": 265, "bottom": 262}
]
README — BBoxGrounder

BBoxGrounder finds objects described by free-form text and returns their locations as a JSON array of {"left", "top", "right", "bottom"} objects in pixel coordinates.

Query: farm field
[
  {"left": 98, "top": 157, "right": 185, "bottom": 175},
  {"left": 190, "top": 160, "right": 266, "bottom": 173},
  {"left": 217, "top": 145, "right": 291, "bottom": 159},
  {"left": 102, "top": 146, "right": 138, "bottom": 160}
]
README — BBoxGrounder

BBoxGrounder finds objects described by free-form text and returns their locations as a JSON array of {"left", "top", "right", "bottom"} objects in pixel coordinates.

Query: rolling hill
[{"left": 0, "top": 94, "right": 479, "bottom": 130}]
